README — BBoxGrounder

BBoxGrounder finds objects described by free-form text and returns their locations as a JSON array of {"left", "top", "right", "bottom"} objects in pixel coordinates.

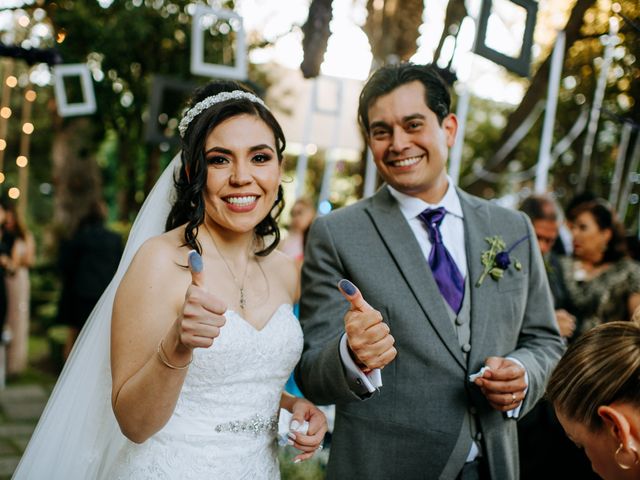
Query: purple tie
[{"left": 418, "top": 207, "right": 464, "bottom": 314}]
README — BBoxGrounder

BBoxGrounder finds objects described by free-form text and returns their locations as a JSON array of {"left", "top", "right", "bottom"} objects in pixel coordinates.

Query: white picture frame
[
  {"left": 53, "top": 64, "right": 97, "bottom": 117},
  {"left": 312, "top": 76, "right": 344, "bottom": 116},
  {"left": 190, "top": 5, "right": 247, "bottom": 80}
]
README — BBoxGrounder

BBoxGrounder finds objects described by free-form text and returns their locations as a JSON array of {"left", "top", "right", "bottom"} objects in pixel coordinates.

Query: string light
[
  {"left": 56, "top": 30, "right": 67, "bottom": 43},
  {"left": 0, "top": 173, "right": 5, "bottom": 184},
  {"left": 16, "top": 156, "right": 28, "bottom": 167},
  {"left": 5, "top": 76, "right": 17, "bottom": 88},
  {"left": 0, "top": 140, "right": 5, "bottom": 151},
  {"left": 0, "top": 107, "right": 11, "bottom": 119},
  {"left": 8, "top": 187, "right": 19, "bottom": 199},
  {"left": 25, "top": 90, "right": 36, "bottom": 102},
  {"left": 22, "top": 123, "right": 34, "bottom": 134}
]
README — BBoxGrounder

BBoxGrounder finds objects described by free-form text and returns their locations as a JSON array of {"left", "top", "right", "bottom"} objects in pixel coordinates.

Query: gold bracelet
[{"left": 157, "top": 339, "right": 192, "bottom": 370}]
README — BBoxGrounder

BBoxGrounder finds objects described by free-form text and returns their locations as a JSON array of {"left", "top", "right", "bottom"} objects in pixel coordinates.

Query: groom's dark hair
[{"left": 358, "top": 63, "right": 452, "bottom": 134}]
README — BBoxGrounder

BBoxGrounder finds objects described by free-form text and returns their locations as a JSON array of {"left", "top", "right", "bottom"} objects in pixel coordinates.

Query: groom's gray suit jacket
[{"left": 295, "top": 186, "right": 564, "bottom": 480}]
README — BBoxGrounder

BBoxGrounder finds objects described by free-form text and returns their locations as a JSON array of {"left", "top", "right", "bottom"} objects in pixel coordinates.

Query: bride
[{"left": 14, "top": 80, "right": 326, "bottom": 479}]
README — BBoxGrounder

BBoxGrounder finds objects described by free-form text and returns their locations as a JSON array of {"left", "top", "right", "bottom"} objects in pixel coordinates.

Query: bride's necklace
[{"left": 204, "top": 224, "right": 251, "bottom": 311}]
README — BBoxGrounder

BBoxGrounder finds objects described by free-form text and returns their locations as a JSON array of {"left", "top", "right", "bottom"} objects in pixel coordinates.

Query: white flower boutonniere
[{"left": 476, "top": 235, "right": 528, "bottom": 286}]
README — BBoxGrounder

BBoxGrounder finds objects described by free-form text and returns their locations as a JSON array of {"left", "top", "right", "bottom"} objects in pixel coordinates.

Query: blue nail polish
[
  {"left": 188, "top": 250, "right": 203, "bottom": 273},
  {"left": 339, "top": 279, "right": 356, "bottom": 296}
]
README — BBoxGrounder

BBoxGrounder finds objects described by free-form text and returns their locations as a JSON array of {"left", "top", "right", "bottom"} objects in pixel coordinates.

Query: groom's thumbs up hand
[
  {"left": 178, "top": 250, "right": 227, "bottom": 350},
  {"left": 338, "top": 279, "right": 396, "bottom": 370}
]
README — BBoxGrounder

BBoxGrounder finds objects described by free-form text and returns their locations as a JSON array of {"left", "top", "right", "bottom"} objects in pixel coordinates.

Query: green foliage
[{"left": 279, "top": 446, "right": 326, "bottom": 480}]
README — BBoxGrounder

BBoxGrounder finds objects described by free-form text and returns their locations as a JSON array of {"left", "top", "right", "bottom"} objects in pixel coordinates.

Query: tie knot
[{"left": 419, "top": 207, "right": 447, "bottom": 244}]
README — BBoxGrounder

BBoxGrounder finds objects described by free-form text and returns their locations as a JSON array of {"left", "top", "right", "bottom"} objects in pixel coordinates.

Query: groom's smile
[{"left": 367, "top": 80, "right": 458, "bottom": 204}]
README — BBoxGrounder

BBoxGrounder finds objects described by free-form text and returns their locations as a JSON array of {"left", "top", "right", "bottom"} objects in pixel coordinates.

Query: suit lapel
[
  {"left": 458, "top": 189, "right": 494, "bottom": 368},
  {"left": 366, "top": 188, "right": 465, "bottom": 370}
]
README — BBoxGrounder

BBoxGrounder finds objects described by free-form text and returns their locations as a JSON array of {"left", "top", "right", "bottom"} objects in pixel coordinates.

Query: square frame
[
  {"left": 312, "top": 76, "right": 344, "bottom": 116},
  {"left": 474, "top": 0, "right": 538, "bottom": 78},
  {"left": 190, "top": 5, "right": 247, "bottom": 80},
  {"left": 53, "top": 64, "right": 96, "bottom": 117},
  {"left": 145, "top": 75, "right": 199, "bottom": 146}
]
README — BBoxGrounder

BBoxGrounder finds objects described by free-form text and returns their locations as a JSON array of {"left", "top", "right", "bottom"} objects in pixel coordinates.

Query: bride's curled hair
[{"left": 165, "top": 80, "right": 286, "bottom": 256}]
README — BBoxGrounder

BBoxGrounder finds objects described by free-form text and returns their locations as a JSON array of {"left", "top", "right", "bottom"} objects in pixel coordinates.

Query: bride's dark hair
[{"left": 165, "top": 80, "right": 286, "bottom": 256}]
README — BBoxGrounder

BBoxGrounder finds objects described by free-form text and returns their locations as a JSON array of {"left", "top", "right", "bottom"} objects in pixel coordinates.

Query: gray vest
[{"left": 438, "top": 275, "right": 483, "bottom": 480}]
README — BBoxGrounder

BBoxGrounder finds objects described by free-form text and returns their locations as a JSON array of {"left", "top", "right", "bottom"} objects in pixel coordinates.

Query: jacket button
[{"left": 462, "top": 343, "right": 471, "bottom": 353}]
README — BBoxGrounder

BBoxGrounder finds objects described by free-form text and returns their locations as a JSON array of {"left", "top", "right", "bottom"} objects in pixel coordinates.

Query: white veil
[{"left": 13, "top": 153, "right": 182, "bottom": 480}]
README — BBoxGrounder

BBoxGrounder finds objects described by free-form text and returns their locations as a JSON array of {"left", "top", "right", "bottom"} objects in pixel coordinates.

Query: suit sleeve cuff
[
  {"left": 339, "top": 334, "right": 382, "bottom": 394},
  {"left": 505, "top": 356, "right": 528, "bottom": 418}
]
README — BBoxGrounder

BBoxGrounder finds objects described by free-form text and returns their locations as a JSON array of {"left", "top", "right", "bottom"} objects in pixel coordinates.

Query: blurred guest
[
  {"left": 2, "top": 201, "right": 35, "bottom": 376},
  {"left": 280, "top": 198, "right": 316, "bottom": 398},
  {"left": 520, "top": 195, "right": 575, "bottom": 339},
  {"left": 0, "top": 203, "right": 8, "bottom": 345},
  {"left": 547, "top": 321, "right": 640, "bottom": 480},
  {"left": 57, "top": 200, "right": 122, "bottom": 358},
  {"left": 565, "top": 191, "right": 598, "bottom": 221},
  {"left": 518, "top": 194, "right": 597, "bottom": 479},
  {"left": 552, "top": 191, "right": 598, "bottom": 257},
  {"left": 625, "top": 234, "right": 640, "bottom": 262},
  {"left": 560, "top": 200, "right": 640, "bottom": 336},
  {"left": 279, "top": 197, "right": 316, "bottom": 269}
]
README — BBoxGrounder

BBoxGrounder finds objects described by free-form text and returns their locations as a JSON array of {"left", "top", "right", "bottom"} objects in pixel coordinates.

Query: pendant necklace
[{"left": 204, "top": 224, "right": 251, "bottom": 311}]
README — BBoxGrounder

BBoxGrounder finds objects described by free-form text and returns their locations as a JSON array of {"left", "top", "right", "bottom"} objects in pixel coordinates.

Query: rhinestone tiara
[{"left": 178, "top": 90, "right": 267, "bottom": 138}]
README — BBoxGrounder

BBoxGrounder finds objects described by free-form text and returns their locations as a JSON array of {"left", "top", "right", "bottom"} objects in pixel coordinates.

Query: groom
[{"left": 295, "top": 63, "right": 564, "bottom": 479}]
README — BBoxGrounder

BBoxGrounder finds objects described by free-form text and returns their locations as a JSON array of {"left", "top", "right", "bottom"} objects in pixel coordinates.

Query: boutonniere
[{"left": 476, "top": 234, "right": 528, "bottom": 286}]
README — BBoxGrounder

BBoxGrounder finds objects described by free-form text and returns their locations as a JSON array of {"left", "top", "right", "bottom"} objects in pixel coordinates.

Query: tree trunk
[
  {"left": 364, "top": 0, "right": 424, "bottom": 67},
  {"left": 144, "top": 146, "right": 161, "bottom": 196},
  {"left": 116, "top": 138, "right": 138, "bottom": 222},
  {"left": 300, "top": 0, "right": 334, "bottom": 78},
  {"left": 51, "top": 117, "right": 103, "bottom": 241},
  {"left": 433, "top": 0, "right": 468, "bottom": 67}
]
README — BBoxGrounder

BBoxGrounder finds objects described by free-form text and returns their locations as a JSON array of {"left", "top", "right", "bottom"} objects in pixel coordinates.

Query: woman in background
[
  {"left": 279, "top": 197, "right": 316, "bottom": 270},
  {"left": 560, "top": 200, "right": 640, "bottom": 335},
  {"left": 547, "top": 321, "right": 640, "bottom": 480},
  {"left": 57, "top": 200, "right": 122, "bottom": 359},
  {"left": 2, "top": 201, "right": 35, "bottom": 376}
]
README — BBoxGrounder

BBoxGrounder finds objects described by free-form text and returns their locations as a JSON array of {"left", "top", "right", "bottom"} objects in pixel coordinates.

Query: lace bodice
[{"left": 107, "top": 304, "right": 303, "bottom": 479}]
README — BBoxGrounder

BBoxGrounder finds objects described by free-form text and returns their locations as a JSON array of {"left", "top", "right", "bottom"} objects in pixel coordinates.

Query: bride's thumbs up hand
[{"left": 176, "top": 250, "right": 227, "bottom": 350}]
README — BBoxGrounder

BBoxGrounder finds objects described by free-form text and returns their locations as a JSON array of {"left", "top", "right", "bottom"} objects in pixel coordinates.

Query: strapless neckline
[{"left": 225, "top": 303, "right": 293, "bottom": 332}]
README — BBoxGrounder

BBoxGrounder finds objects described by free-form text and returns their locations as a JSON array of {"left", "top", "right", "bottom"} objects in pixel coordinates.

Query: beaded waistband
[{"left": 214, "top": 414, "right": 278, "bottom": 435}]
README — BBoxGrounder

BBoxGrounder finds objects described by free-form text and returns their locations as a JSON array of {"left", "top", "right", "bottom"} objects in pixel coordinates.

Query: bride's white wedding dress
[
  {"left": 13, "top": 155, "right": 305, "bottom": 480},
  {"left": 107, "top": 304, "right": 303, "bottom": 479}
]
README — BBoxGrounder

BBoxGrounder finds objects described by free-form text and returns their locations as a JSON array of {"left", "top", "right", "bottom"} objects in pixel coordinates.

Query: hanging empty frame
[
  {"left": 190, "top": 5, "right": 247, "bottom": 80},
  {"left": 312, "top": 76, "right": 344, "bottom": 116},
  {"left": 53, "top": 64, "right": 97, "bottom": 116},
  {"left": 145, "top": 75, "right": 199, "bottom": 146},
  {"left": 474, "top": 0, "right": 538, "bottom": 77}
]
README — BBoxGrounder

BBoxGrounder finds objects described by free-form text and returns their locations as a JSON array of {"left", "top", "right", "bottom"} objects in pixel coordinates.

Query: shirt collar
[{"left": 387, "top": 177, "right": 464, "bottom": 221}]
